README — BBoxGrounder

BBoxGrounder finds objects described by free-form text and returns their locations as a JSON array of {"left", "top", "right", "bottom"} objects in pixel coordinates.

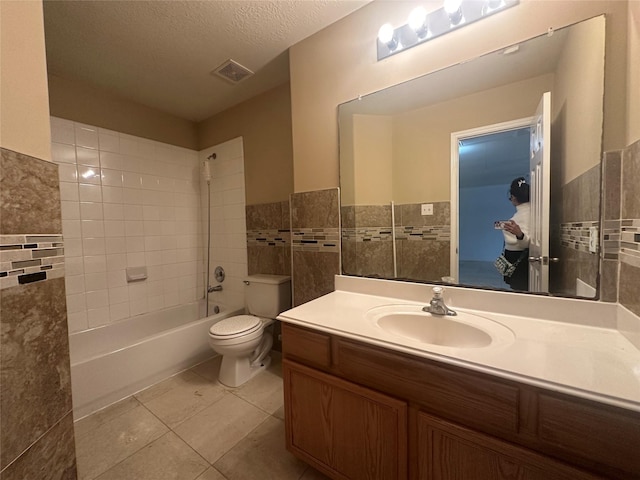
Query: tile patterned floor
[{"left": 74, "top": 353, "right": 330, "bottom": 480}]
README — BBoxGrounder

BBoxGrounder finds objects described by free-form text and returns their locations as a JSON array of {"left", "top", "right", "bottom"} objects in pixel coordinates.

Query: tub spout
[{"left": 207, "top": 285, "right": 223, "bottom": 293}]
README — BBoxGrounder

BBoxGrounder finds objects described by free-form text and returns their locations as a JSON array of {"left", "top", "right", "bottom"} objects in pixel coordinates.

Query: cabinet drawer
[
  {"left": 537, "top": 393, "right": 640, "bottom": 478},
  {"left": 335, "top": 338, "right": 519, "bottom": 438},
  {"left": 282, "top": 323, "right": 332, "bottom": 368}
]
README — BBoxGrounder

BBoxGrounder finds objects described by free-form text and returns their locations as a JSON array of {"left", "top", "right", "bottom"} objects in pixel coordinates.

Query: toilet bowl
[
  {"left": 206, "top": 273, "right": 290, "bottom": 387},
  {"left": 208, "top": 314, "right": 274, "bottom": 387}
]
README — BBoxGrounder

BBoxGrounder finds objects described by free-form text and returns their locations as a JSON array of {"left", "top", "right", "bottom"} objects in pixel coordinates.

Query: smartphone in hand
[{"left": 494, "top": 220, "right": 509, "bottom": 230}]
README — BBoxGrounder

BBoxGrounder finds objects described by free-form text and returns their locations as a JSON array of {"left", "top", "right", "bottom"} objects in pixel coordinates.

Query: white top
[{"left": 503, "top": 202, "right": 530, "bottom": 251}]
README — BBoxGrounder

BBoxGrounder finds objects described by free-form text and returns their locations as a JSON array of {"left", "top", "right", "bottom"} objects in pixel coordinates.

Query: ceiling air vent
[{"left": 211, "top": 59, "right": 254, "bottom": 84}]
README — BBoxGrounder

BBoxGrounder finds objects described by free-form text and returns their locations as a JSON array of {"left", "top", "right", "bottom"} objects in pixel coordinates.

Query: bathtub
[{"left": 69, "top": 301, "right": 244, "bottom": 420}]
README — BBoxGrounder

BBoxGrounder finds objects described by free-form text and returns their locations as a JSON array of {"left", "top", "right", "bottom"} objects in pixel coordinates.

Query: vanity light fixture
[{"left": 377, "top": 0, "right": 518, "bottom": 61}]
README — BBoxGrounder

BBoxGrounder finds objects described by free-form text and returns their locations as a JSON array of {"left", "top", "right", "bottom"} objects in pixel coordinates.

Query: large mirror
[{"left": 339, "top": 15, "right": 605, "bottom": 298}]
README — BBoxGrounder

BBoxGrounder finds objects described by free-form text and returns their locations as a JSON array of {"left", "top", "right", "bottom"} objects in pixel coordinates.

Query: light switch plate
[
  {"left": 589, "top": 226, "right": 598, "bottom": 253},
  {"left": 421, "top": 203, "right": 433, "bottom": 215}
]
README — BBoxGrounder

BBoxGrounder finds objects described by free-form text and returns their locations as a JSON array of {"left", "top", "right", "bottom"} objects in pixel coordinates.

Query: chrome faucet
[
  {"left": 207, "top": 284, "right": 223, "bottom": 293},
  {"left": 422, "top": 286, "right": 457, "bottom": 316}
]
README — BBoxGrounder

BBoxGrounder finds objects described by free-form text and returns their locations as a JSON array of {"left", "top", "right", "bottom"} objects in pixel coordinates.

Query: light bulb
[
  {"left": 377, "top": 23, "right": 398, "bottom": 50},
  {"left": 444, "top": 0, "right": 462, "bottom": 13},
  {"left": 408, "top": 7, "right": 427, "bottom": 32}
]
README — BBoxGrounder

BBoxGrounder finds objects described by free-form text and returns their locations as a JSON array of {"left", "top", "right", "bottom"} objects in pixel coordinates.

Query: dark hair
[{"left": 510, "top": 177, "right": 530, "bottom": 203}]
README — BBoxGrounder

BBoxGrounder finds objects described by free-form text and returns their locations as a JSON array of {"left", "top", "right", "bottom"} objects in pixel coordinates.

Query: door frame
[{"left": 450, "top": 117, "right": 534, "bottom": 282}]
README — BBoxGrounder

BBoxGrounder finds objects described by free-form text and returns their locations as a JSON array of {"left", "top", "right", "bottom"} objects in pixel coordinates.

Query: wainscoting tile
[
  {"left": 290, "top": 189, "right": 339, "bottom": 229},
  {"left": 622, "top": 139, "right": 640, "bottom": 219},
  {"left": 0, "top": 148, "right": 62, "bottom": 235},
  {"left": 600, "top": 259, "right": 619, "bottom": 303},
  {"left": 292, "top": 250, "right": 339, "bottom": 306},
  {"left": 603, "top": 150, "right": 622, "bottom": 221},
  {"left": 0, "top": 277, "right": 72, "bottom": 470},
  {"left": 397, "top": 240, "right": 450, "bottom": 282},
  {"left": 246, "top": 201, "right": 291, "bottom": 276},
  {"left": 619, "top": 262, "right": 640, "bottom": 318},
  {"left": 0, "top": 412, "right": 76, "bottom": 480}
]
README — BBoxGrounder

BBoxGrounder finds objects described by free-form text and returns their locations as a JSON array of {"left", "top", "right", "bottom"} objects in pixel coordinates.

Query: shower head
[{"left": 201, "top": 159, "right": 211, "bottom": 184}]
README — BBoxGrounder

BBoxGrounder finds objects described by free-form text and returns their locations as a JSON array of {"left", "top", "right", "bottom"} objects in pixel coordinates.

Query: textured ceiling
[{"left": 43, "top": 0, "right": 370, "bottom": 122}]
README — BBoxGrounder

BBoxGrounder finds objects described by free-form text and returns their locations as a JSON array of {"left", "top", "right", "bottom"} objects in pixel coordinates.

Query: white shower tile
[
  {"left": 103, "top": 204, "right": 124, "bottom": 220},
  {"left": 86, "top": 290, "right": 109, "bottom": 309},
  {"left": 78, "top": 166, "right": 101, "bottom": 185},
  {"left": 162, "top": 264, "right": 179, "bottom": 279},
  {"left": 101, "top": 169, "right": 124, "bottom": 187},
  {"left": 126, "top": 237, "right": 145, "bottom": 253},
  {"left": 65, "top": 275, "right": 85, "bottom": 295},
  {"left": 144, "top": 236, "right": 162, "bottom": 252},
  {"left": 161, "top": 221, "right": 176, "bottom": 236},
  {"left": 126, "top": 252, "right": 146, "bottom": 267},
  {"left": 65, "top": 238, "right": 83, "bottom": 257},
  {"left": 51, "top": 143, "right": 77, "bottom": 164},
  {"left": 84, "top": 255, "right": 107, "bottom": 274},
  {"left": 61, "top": 201, "right": 80, "bottom": 220},
  {"left": 148, "top": 295, "right": 165, "bottom": 311},
  {"left": 66, "top": 293, "right": 86, "bottom": 314},
  {"left": 164, "top": 291, "right": 180, "bottom": 307},
  {"left": 77, "top": 147, "right": 100, "bottom": 167},
  {"left": 59, "top": 182, "right": 80, "bottom": 201},
  {"left": 107, "top": 270, "right": 127, "bottom": 288},
  {"left": 146, "top": 265, "right": 164, "bottom": 280},
  {"left": 75, "top": 125, "right": 99, "bottom": 149},
  {"left": 109, "top": 286, "right": 129, "bottom": 305},
  {"left": 123, "top": 172, "right": 142, "bottom": 189},
  {"left": 129, "top": 298, "right": 149, "bottom": 316},
  {"left": 100, "top": 151, "right": 124, "bottom": 170},
  {"left": 142, "top": 206, "right": 160, "bottom": 221},
  {"left": 51, "top": 121, "right": 76, "bottom": 145},
  {"left": 105, "top": 237, "right": 127, "bottom": 254},
  {"left": 67, "top": 311, "right": 88, "bottom": 333},
  {"left": 99, "top": 132, "right": 120, "bottom": 154},
  {"left": 83, "top": 237, "right": 106, "bottom": 256},
  {"left": 138, "top": 140, "right": 156, "bottom": 159},
  {"left": 106, "top": 253, "right": 127, "bottom": 272},
  {"left": 158, "top": 176, "right": 174, "bottom": 192},
  {"left": 80, "top": 202, "right": 104, "bottom": 221},
  {"left": 223, "top": 188, "right": 245, "bottom": 206},
  {"left": 84, "top": 272, "right": 108, "bottom": 292},
  {"left": 125, "top": 221, "right": 145, "bottom": 237},
  {"left": 128, "top": 282, "right": 148, "bottom": 299},
  {"left": 104, "top": 220, "right": 126, "bottom": 238},
  {"left": 110, "top": 302, "right": 130, "bottom": 322},
  {"left": 82, "top": 220, "right": 105, "bottom": 238},
  {"left": 62, "top": 220, "right": 82, "bottom": 239},
  {"left": 123, "top": 187, "right": 143, "bottom": 205},
  {"left": 124, "top": 205, "right": 144, "bottom": 221},
  {"left": 58, "top": 163, "right": 78, "bottom": 183},
  {"left": 119, "top": 135, "right": 139, "bottom": 156},
  {"left": 87, "top": 306, "right": 111, "bottom": 328},
  {"left": 145, "top": 250, "right": 163, "bottom": 266},
  {"left": 65, "top": 256, "right": 85, "bottom": 276},
  {"left": 223, "top": 204, "right": 245, "bottom": 220},
  {"left": 102, "top": 186, "right": 124, "bottom": 204},
  {"left": 122, "top": 155, "right": 140, "bottom": 173},
  {"left": 143, "top": 221, "right": 161, "bottom": 236},
  {"left": 79, "top": 184, "right": 102, "bottom": 203}
]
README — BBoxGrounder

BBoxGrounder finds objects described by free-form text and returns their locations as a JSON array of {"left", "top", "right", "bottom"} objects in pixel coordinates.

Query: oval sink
[{"left": 366, "top": 305, "right": 514, "bottom": 349}]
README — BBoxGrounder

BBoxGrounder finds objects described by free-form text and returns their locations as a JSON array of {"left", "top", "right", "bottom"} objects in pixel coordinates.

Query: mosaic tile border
[
  {"left": 560, "top": 221, "right": 599, "bottom": 254},
  {"left": 602, "top": 219, "right": 622, "bottom": 259},
  {"left": 619, "top": 219, "right": 640, "bottom": 268},
  {"left": 0, "top": 235, "right": 65, "bottom": 289},
  {"left": 342, "top": 225, "right": 450, "bottom": 242},
  {"left": 292, "top": 228, "right": 339, "bottom": 252},
  {"left": 246, "top": 229, "right": 291, "bottom": 247}
]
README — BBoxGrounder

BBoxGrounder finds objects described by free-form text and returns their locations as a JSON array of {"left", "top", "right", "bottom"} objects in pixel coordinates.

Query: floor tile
[
  {"left": 195, "top": 467, "right": 228, "bottom": 480},
  {"left": 214, "top": 416, "right": 307, "bottom": 480},
  {"left": 94, "top": 432, "right": 209, "bottom": 480},
  {"left": 74, "top": 396, "right": 141, "bottom": 440},
  {"left": 189, "top": 356, "right": 223, "bottom": 383},
  {"left": 135, "top": 369, "right": 216, "bottom": 404},
  {"left": 139, "top": 373, "right": 227, "bottom": 428},
  {"left": 234, "top": 369, "right": 284, "bottom": 415},
  {"left": 273, "top": 404, "right": 285, "bottom": 421},
  {"left": 75, "top": 404, "right": 168, "bottom": 480},
  {"left": 173, "top": 394, "right": 269, "bottom": 464}
]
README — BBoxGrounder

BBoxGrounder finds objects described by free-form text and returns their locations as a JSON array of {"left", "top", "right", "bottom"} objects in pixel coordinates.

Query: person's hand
[{"left": 505, "top": 220, "right": 524, "bottom": 239}]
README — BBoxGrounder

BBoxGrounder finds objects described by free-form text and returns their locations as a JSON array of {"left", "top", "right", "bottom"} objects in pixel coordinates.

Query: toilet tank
[{"left": 244, "top": 274, "right": 291, "bottom": 318}]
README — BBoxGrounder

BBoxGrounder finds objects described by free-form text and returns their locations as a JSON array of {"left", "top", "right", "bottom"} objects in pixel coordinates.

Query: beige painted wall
[
  {"left": 198, "top": 83, "right": 293, "bottom": 205},
  {"left": 352, "top": 114, "right": 393, "bottom": 205},
  {"left": 628, "top": 0, "right": 640, "bottom": 144},
  {"left": 0, "top": 1, "right": 52, "bottom": 160},
  {"left": 553, "top": 15, "right": 606, "bottom": 184},
  {"left": 48, "top": 74, "right": 198, "bottom": 150},
  {"left": 289, "top": 0, "right": 629, "bottom": 193}
]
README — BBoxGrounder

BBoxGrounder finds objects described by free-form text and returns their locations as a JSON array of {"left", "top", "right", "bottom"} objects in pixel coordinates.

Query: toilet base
[{"left": 218, "top": 354, "right": 272, "bottom": 388}]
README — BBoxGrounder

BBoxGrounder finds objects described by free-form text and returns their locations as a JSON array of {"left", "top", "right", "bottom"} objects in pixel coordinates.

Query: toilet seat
[{"left": 209, "top": 315, "right": 262, "bottom": 339}]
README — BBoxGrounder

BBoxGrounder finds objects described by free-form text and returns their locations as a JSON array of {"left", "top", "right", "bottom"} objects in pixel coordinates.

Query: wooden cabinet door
[
  {"left": 418, "top": 413, "right": 601, "bottom": 480},
  {"left": 283, "top": 359, "right": 407, "bottom": 480}
]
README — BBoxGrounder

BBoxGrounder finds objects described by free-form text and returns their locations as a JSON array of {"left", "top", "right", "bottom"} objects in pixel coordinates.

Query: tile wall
[
  {"left": 50, "top": 117, "right": 203, "bottom": 333},
  {"left": 290, "top": 189, "right": 340, "bottom": 306},
  {"left": 200, "top": 138, "right": 248, "bottom": 310},
  {"left": 0, "top": 149, "right": 77, "bottom": 478},
  {"left": 246, "top": 200, "right": 291, "bottom": 276},
  {"left": 342, "top": 202, "right": 450, "bottom": 282}
]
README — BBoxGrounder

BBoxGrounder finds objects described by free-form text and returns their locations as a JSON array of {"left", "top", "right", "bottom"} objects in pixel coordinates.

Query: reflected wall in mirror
[{"left": 339, "top": 15, "right": 605, "bottom": 298}]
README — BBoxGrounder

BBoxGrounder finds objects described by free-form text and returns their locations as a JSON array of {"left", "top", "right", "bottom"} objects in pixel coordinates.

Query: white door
[{"left": 528, "top": 92, "right": 551, "bottom": 292}]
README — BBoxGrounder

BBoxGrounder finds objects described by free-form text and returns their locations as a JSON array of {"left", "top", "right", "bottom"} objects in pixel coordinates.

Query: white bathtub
[{"left": 69, "top": 301, "right": 244, "bottom": 419}]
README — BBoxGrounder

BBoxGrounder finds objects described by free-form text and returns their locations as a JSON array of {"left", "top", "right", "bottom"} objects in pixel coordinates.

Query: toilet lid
[{"left": 209, "top": 315, "right": 261, "bottom": 337}]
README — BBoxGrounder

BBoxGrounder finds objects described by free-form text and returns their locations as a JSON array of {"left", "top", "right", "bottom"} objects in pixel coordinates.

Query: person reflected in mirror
[{"left": 502, "top": 177, "right": 530, "bottom": 291}]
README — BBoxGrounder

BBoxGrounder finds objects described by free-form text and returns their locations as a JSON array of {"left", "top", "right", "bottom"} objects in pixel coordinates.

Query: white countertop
[{"left": 277, "top": 276, "right": 640, "bottom": 413}]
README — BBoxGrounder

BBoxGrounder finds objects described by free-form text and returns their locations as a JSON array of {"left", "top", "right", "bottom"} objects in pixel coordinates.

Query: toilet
[{"left": 208, "top": 274, "right": 291, "bottom": 387}]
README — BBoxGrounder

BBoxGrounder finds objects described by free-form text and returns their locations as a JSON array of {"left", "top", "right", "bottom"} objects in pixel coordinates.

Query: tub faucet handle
[{"left": 208, "top": 285, "right": 223, "bottom": 293}]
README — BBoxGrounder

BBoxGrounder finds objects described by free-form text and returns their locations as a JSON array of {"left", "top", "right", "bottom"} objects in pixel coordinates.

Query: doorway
[{"left": 450, "top": 121, "right": 531, "bottom": 288}]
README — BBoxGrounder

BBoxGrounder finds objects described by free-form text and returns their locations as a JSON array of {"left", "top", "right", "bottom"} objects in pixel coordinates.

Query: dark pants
[{"left": 503, "top": 249, "right": 529, "bottom": 291}]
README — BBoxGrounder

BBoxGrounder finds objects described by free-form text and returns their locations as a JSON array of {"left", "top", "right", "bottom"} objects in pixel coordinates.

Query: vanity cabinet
[{"left": 282, "top": 323, "right": 640, "bottom": 480}]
